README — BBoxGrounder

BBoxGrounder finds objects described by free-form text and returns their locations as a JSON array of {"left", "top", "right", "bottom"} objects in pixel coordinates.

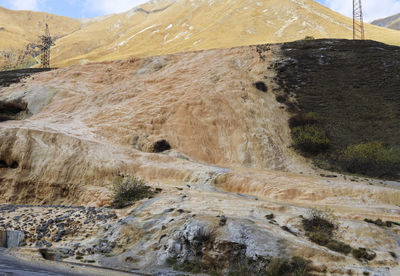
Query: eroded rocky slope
[{"left": 0, "top": 40, "right": 399, "bottom": 275}]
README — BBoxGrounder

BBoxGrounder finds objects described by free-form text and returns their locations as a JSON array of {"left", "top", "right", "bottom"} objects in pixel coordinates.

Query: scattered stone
[
  {"left": 265, "top": 213, "right": 275, "bottom": 220},
  {"left": 219, "top": 215, "right": 227, "bottom": 226},
  {"left": 281, "top": 225, "right": 296, "bottom": 236}
]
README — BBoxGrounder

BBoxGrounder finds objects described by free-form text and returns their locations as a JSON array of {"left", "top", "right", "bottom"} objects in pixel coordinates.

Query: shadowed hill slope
[{"left": 273, "top": 39, "right": 400, "bottom": 178}]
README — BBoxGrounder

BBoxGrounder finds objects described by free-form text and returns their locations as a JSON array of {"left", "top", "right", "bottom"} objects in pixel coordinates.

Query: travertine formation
[{"left": 0, "top": 43, "right": 399, "bottom": 274}]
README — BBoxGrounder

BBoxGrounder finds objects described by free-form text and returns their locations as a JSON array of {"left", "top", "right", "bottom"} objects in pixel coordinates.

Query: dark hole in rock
[
  {"left": 153, "top": 139, "right": 171, "bottom": 153},
  {"left": 0, "top": 100, "right": 27, "bottom": 122},
  {"left": 0, "top": 160, "right": 6, "bottom": 168},
  {"left": 10, "top": 161, "right": 19, "bottom": 169},
  {"left": 253, "top": 81, "right": 268, "bottom": 92},
  {"left": 39, "top": 249, "right": 58, "bottom": 261}
]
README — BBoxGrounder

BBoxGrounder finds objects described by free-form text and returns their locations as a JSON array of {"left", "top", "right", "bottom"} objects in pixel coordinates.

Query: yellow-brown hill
[
  {"left": 1, "top": 0, "right": 400, "bottom": 68},
  {"left": 0, "top": 7, "right": 81, "bottom": 68},
  {"left": 50, "top": 0, "right": 400, "bottom": 67}
]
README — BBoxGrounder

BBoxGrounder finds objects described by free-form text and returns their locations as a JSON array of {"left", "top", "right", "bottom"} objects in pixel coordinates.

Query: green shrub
[
  {"left": 303, "top": 36, "right": 315, "bottom": 40},
  {"left": 340, "top": 142, "right": 400, "bottom": 177},
  {"left": 292, "top": 124, "right": 329, "bottom": 154},
  {"left": 111, "top": 175, "right": 154, "bottom": 209}
]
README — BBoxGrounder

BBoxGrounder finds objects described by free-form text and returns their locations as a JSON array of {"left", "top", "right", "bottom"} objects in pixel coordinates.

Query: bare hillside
[
  {"left": 1, "top": 0, "right": 400, "bottom": 69},
  {"left": 51, "top": 0, "right": 400, "bottom": 67}
]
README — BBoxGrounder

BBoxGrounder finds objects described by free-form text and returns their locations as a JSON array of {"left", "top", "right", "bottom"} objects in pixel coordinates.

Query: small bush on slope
[
  {"left": 292, "top": 124, "right": 329, "bottom": 154},
  {"left": 302, "top": 209, "right": 352, "bottom": 255},
  {"left": 111, "top": 175, "right": 154, "bottom": 209},
  {"left": 340, "top": 141, "right": 400, "bottom": 177}
]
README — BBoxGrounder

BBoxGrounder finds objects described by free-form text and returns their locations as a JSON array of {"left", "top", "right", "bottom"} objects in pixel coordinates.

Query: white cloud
[
  {"left": 325, "top": 0, "right": 400, "bottom": 22},
  {"left": 6, "top": 0, "right": 44, "bottom": 11},
  {"left": 84, "top": 0, "right": 149, "bottom": 14}
]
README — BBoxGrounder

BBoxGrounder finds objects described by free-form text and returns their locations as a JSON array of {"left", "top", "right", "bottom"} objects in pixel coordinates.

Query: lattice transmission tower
[
  {"left": 39, "top": 24, "right": 54, "bottom": 68},
  {"left": 353, "top": 0, "right": 365, "bottom": 40}
]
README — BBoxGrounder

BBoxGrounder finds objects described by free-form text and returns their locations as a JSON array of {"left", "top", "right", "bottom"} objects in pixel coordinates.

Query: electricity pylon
[
  {"left": 353, "top": 0, "right": 365, "bottom": 40},
  {"left": 39, "top": 24, "right": 54, "bottom": 68}
]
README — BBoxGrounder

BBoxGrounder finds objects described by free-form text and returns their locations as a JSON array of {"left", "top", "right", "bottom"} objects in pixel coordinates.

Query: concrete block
[{"left": 6, "top": 230, "right": 24, "bottom": 248}]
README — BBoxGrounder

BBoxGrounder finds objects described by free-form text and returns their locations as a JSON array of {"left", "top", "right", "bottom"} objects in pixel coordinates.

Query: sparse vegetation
[
  {"left": 303, "top": 209, "right": 336, "bottom": 235},
  {"left": 265, "top": 213, "right": 275, "bottom": 220},
  {"left": 389, "top": 251, "right": 397, "bottom": 259},
  {"left": 227, "top": 265, "right": 252, "bottom": 276},
  {"left": 111, "top": 175, "right": 154, "bottom": 209},
  {"left": 326, "top": 240, "right": 352, "bottom": 254},
  {"left": 289, "top": 112, "right": 319, "bottom": 128},
  {"left": 303, "top": 36, "right": 315, "bottom": 40},
  {"left": 166, "top": 225, "right": 216, "bottom": 274},
  {"left": 169, "top": 255, "right": 313, "bottom": 276},
  {"left": 292, "top": 124, "right": 329, "bottom": 154},
  {"left": 363, "top": 218, "right": 400, "bottom": 227},
  {"left": 167, "top": 257, "right": 206, "bottom": 274},
  {"left": 352, "top": 247, "right": 376, "bottom": 261},
  {"left": 302, "top": 209, "right": 352, "bottom": 255},
  {"left": 266, "top": 256, "right": 312, "bottom": 276},
  {"left": 340, "top": 142, "right": 400, "bottom": 177}
]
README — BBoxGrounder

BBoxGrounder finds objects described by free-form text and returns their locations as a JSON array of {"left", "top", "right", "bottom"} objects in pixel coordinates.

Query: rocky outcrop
[{"left": 162, "top": 219, "right": 276, "bottom": 274}]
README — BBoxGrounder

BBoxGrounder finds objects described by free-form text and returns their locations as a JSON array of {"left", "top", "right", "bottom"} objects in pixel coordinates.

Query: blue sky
[{"left": 0, "top": 0, "right": 399, "bottom": 21}]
